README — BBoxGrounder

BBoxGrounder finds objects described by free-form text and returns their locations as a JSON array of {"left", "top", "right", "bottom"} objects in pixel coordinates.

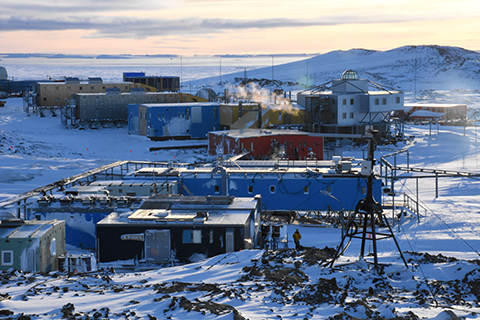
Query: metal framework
[{"left": 329, "top": 131, "right": 408, "bottom": 270}]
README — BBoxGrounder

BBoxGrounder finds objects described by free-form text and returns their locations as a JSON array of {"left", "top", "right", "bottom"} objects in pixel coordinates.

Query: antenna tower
[{"left": 329, "top": 130, "right": 408, "bottom": 271}]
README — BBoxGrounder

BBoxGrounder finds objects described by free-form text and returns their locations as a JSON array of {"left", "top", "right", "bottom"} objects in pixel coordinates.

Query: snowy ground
[{"left": 1, "top": 97, "right": 480, "bottom": 319}]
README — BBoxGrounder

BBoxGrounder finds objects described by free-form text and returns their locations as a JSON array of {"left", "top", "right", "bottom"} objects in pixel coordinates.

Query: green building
[{"left": 0, "top": 219, "right": 66, "bottom": 272}]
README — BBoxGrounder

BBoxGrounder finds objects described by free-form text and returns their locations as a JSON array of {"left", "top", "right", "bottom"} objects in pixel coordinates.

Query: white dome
[
  {"left": 341, "top": 69, "right": 359, "bottom": 80},
  {"left": 0, "top": 67, "right": 7, "bottom": 80}
]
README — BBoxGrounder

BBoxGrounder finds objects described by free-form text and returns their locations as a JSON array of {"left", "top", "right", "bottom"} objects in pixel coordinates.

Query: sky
[{"left": 0, "top": 0, "right": 479, "bottom": 55}]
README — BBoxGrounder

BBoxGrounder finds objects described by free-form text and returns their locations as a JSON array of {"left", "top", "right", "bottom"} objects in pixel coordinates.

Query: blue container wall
[
  {"left": 146, "top": 105, "right": 220, "bottom": 139},
  {"left": 176, "top": 173, "right": 381, "bottom": 211},
  {"left": 128, "top": 104, "right": 140, "bottom": 135},
  {"left": 27, "top": 211, "right": 111, "bottom": 249}
]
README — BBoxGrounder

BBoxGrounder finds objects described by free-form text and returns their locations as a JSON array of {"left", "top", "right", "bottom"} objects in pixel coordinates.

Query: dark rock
[{"left": 0, "top": 309, "right": 13, "bottom": 316}]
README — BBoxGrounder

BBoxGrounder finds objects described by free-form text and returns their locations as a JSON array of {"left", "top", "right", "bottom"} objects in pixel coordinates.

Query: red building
[
  {"left": 208, "top": 129, "right": 324, "bottom": 160},
  {"left": 399, "top": 103, "right": 467, "bottom": 121}
]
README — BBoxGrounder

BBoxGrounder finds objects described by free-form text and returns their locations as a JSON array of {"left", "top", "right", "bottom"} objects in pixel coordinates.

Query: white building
[{"left": 297, "top": 70, "right": 404, "bottom": 138}]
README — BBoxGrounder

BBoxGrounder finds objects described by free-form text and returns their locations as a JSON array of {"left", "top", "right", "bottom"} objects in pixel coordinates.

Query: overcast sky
[{"left": 1, "top": 0, "right": 479, "bottom": 55}]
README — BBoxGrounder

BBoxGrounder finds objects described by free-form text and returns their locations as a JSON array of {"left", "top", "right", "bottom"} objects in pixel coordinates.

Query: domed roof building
[{"left": 297, "top": 70, "right": 404, "bottom": 142}]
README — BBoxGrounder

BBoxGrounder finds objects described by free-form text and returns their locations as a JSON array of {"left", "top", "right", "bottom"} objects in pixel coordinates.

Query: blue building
[
  {"left": 131, "top": 159, "right": 381, "bottom": 212},
  {"left": 128, "top": 102, "right": 221, "bottom": 140},
  {"left": 123, "top": 72, "right": 180, "bottom": 92}
]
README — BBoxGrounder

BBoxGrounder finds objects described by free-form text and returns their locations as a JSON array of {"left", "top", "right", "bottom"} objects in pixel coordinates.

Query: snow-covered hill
[{"left": 186, "top": 45, "right": 480, "bottom": 106}]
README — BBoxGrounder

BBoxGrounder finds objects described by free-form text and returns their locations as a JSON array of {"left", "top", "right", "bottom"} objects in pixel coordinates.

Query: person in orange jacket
[{"left": 292, "top": 229, "right": 302, "bottom": 250}]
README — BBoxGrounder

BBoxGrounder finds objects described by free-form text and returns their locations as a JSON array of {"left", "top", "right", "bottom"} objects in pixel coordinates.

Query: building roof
[
  {"left": 404, "top": 103, "right": 467, "bottom": 108},
  {"left": 209, "top": 128, "right": 313, "bottom": 139},
  {"left": 0, "top": 219, "right": 62, "bottom": 239},
  {"left": 408, "top": 110, "right": 445, "bottom": 119},
  {"left": 97, "top": 195, "right": 259, "bottom": 226}
]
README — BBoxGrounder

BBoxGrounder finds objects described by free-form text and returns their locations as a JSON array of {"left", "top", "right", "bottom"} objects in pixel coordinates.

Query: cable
[
  {"left": 396, "top": 216, "right": 439, "bottom": 307},
  {"left": 401, "top": 182, "right": 480, "bottom": 257}
]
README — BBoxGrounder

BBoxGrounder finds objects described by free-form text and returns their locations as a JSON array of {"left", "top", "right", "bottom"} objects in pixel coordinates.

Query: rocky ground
[{"left": 0, "top": 248, "right": 477, "bottom": 319}]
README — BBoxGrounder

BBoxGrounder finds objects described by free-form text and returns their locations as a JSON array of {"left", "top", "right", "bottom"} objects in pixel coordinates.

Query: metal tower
[{"left": 329, "top": 130, "right": 408, "bottom": 270}]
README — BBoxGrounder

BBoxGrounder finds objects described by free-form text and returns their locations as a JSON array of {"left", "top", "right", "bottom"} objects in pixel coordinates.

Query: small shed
[
  {"left": 0, "top": 218, "right": 66, "bottom": 272},
  {"left": 96, "top": 194, "right": 262, "bottom": 263},
  {"left": 208, "top": 129, "right": 324, "bottom": 160}
]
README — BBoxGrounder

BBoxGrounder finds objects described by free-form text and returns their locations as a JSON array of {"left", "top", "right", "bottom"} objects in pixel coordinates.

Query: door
[
  {"left": 145, "top": 230, "right": 171, "bottom": 263},
  {"left": 27, "top": 249, "right": 36, "bottom": 272},
  {"left": 225, "top": 228, "right": 234, "bottom": 253}
]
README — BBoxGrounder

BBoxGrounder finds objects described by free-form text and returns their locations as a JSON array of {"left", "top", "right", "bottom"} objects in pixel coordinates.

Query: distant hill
[{"left": 186, "top": 45, "right": 480, "bottom": 95}]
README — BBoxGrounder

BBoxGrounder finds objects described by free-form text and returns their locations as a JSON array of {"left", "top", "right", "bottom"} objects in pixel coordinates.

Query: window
[
  {"left": 304, "top": 186, "right": 309, "bottom": 194},
  {"left": 182, "top": 230, "right": 202, "bottom": 244},
  {"left": 375, "top": 98, "right": 379, "bottom": 105},
  {"left": 50, "top": 238, "right": 57, "bottom": 256},
  {"left": 342, "top": 113, "right": 347, "bottom": 119},
  {"left": 270, "top": 185, "right": 276, "bottom": 193},
  {"left": 342, "top": 99, "right": 347, "bottom": 105},
  {"left": 250, "top": 142, "right": 254, "bottom": 151},
  {"left": 350, "top": 99, "right": 354, "bottom": 105},
  {"left": 361, "top": 186, "right": 367, "bottom": 194},
  {"left": 2, "top": 251, "right": 13, "bottom": 266},
  {"left": 209, "top": 230, "right": 214, "bottom": 244},
  {"left": 350, "top": 112, "right": 354, "bottom": 119},
  {"left": 214, "top": 185, "right": 220, "bottom": 194},
  {"left": 382, "top": 98, "right": 387, "bottom": 105},
  {"left": 186, "top": 109, "right": 190, "bottom": 120},
  {"left": 248, "top": 186, "right": 253, "bottom": 194},
  {"left": 396, "top": 97, "right": 400, "bottom": 104}
]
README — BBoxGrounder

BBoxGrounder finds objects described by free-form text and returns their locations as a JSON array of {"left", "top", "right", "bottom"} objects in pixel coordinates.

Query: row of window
[
  {"left": 374, "top": 96, "right": 401, "bottom": 105},
  {"left": 342, "top": 99, "right": 355, "bottom": 105},
  {"left": 212, "top": 184, "right": 367, "bottom": 196},
  {"left": 213, "top": 184, "right": 357, "bottom": 195},
  {"left": 341, "top": 96, "right": 402, "bottom": 106},
  {"left": 342, "top": 112, "right": 355, "bottom": 119}
]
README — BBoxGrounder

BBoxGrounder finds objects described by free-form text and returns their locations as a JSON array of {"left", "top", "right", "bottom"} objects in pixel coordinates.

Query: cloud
[
  {"left": 0, "top": 0, "right": 468, "bottom": 41},
  {"left": 0, "top": 14, "right": 425, "bottom": 39},
  {"left": 1, "top": 0, "right": 176, "bottom": 14}
]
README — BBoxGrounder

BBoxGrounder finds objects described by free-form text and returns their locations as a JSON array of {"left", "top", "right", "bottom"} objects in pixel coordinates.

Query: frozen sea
[{"left": 0, "top": 55, "right": 313, "bottom": 83}]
